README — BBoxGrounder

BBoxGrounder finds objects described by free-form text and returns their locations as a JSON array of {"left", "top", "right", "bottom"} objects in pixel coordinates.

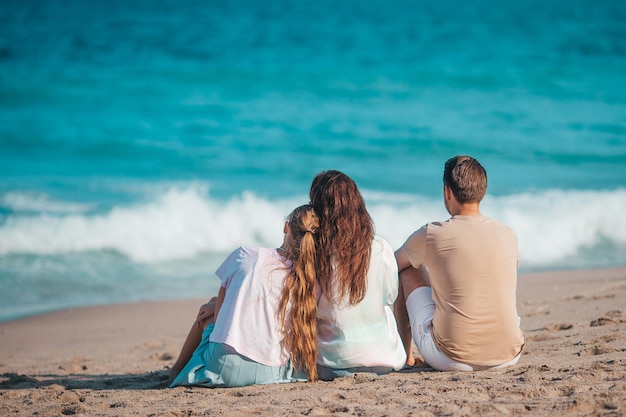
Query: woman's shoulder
[
  {"left": 371, "top": 235, "right": 393, "bottom": 252},
  {"left": 369, "top": 236, "right": 396, "bottom": 262}
]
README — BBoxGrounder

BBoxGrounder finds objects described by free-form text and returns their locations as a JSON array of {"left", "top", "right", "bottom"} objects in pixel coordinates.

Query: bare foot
[{"left": 405, "top": 355, "right": 416, "bottom": 368}]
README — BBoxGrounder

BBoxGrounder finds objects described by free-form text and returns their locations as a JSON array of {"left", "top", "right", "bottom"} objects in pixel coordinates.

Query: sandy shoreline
[{"left": 1, "top": 267, "right": 625, "bottom": 416}]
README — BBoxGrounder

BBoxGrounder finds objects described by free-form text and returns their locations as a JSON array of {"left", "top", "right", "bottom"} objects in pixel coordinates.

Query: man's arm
[
  {"left": 393, "top": 245, "right": 418, "bottom": 367},
  {"left": 395, "top": 246, "right": 415, "bottom": 272}
]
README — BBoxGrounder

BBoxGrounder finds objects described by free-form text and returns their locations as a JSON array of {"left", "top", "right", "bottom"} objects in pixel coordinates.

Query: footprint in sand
[
  {"left": 591, "top": 317, "right": 618, "bottom": 327},
  {"left": 577, "top": 345, "right": 617, "bottom": 356},
  {"left": 577, "top": 334, "right": 624, "bottom": 356},
  {"left": 591, "top": 293, "right": 616, "bottom": 300},
  {"left": 144, "top": 341, "right": 173, "bottom": 362},
  {"left": 58, "top": 357, "right": 89, "bottom": 373},
  {"left": 525, "top": 308, "right": 550, "bottom": 317},
  {"left": 526, "top": 322, "right": 573, "bottom": 341},
  {"left": 542, "top": 323, "right": 573, "bottom": 331},
  {"left": 150, "top": 352, "right": 173, "bottom": 362},
  {"left": 591, "top": 335, "right": 622, "bottom": 344},
  {"left": 143, "top": 341, "right": 164, "bottom": 350},
  {"left": 590, "top": 310, "right": 624, "bottom": 327},
  {"left": 527, "top": 333, "right": 557, "bottom": 342}
]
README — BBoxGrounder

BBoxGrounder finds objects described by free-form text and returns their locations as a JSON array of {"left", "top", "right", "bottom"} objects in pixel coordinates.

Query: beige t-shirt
[{"left": 401, "top": 215, "right": 525, "bottom": 366}]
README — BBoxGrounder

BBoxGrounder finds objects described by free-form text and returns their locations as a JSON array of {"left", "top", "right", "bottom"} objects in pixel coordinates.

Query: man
[{"left": 395, "top": 155, "right": 524, "bottom": 371}]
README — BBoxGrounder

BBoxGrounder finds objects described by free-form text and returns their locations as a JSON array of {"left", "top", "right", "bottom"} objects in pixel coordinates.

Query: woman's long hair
[
  {"left": 278, "top": 204, "right": 319, "bottom": 382},
  {"left": 309, "top": 170, "right": 374, "bottom": 306}
]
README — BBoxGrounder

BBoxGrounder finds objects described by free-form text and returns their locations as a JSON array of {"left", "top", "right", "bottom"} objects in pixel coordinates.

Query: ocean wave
[
  {"left": 0, "top": 186, "right": 625, "bottom": 269},
  {"left": 0, "top": 186, "right": 301, "bottom": 263}
]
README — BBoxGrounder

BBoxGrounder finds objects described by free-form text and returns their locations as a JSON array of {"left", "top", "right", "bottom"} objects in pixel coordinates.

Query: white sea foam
[
  {"left": 1, "top": 187, "right": 625, "bottom": 269},
  {"left": 0, "top": 186, "right": 301, "bottom": 263}
]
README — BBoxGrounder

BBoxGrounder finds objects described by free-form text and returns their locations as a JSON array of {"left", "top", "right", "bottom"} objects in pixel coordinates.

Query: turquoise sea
[{"left": 1, "top": 0, "right": 625, "bottom": 321}]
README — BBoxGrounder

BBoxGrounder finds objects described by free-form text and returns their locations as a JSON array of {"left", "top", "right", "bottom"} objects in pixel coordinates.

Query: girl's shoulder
[
  {"left": 253, "top": 246, "right": 292, "bottom": 268},
  {"left": 223, "top": 245, "right": 260, "bottom": 263},
  {"left": 237, "top": 244, "right": 260, "bottom": 257}
]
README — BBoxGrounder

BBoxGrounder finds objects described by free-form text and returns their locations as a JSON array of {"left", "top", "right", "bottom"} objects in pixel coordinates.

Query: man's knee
[{"left": 400, "top": 265, "right": 430, "bottom": 298}]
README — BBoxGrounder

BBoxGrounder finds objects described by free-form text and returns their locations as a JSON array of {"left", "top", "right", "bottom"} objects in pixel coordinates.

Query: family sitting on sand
[{"left": 167, "top": 155, "right": 525, "bottom": 388}]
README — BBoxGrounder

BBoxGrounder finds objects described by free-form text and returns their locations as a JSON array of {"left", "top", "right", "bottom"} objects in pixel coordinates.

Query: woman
[
  {"left": 169, "top": 204, "right": 319, "bottom": 387},
  {"left": 309, "top": 170, "right": 406, "bottom": 380}
]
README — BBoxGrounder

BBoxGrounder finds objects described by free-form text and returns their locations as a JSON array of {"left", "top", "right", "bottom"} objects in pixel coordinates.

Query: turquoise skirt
[{"left": 169, "top": 324, "right": 305, "bottom": 388}]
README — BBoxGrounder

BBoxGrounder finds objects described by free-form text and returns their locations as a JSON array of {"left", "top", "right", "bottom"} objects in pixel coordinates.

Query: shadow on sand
[{"left": 0, "top": 370, "right": 171, "bottom": 391}]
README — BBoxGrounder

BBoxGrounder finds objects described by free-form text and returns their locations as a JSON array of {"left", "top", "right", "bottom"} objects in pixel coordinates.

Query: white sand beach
[{"left": 1, "top": 267, "right": 624, "bottom": 416}]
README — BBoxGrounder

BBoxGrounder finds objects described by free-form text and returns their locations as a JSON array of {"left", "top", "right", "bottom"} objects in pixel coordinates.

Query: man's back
[{"left": 403, "top": 214, "right": 524, "bottom": 366}]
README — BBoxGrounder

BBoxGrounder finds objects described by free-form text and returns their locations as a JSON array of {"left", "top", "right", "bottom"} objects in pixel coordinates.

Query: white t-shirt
[
  {"left": 316, "top": 236, "right": 406, "bottom": 370},
  {"left": 210, "top": 245, "right": 291, "bottom": 366}
]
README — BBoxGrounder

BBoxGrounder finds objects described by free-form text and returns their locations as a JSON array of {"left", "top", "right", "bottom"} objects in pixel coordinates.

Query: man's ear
[{"left": 444, "top": 185, "right": 453, "bottom": 202}]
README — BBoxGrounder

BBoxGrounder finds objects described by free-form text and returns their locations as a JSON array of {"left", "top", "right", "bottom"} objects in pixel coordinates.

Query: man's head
[{"left": 443, "top": 156, "right": 487, "bottom": 204}]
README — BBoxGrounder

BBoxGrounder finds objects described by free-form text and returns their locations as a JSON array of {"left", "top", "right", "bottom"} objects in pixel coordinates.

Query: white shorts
[{"left": 405, "top": 287, "right": 521, "bottom": 371}]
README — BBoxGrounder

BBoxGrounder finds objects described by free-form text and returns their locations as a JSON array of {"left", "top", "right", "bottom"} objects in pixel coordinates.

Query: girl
[{"left": 169, "top": 204, "right": 319, "bottom": 387}]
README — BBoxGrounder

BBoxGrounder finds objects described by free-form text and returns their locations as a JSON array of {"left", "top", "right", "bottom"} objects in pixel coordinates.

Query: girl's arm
[
  {"left": 193, "top": 287, "right": 224, "bottom": 329},
  {"left": 213, "top": 286, "right": 227, "bottom": 323}
]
